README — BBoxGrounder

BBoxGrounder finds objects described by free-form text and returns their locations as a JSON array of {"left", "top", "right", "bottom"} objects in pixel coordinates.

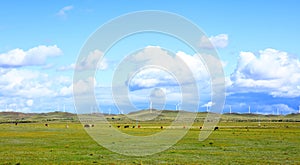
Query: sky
[{"left": 1, "top": 0, "right": 300, "bottom": 114}]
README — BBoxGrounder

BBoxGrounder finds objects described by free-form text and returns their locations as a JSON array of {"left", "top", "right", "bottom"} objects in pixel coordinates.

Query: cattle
[
  {"left": 138, "top": 125, "right": 141, "bottom": 128},
  {"left": 45, "top": 123, "right": 48, "bottom": 127},
  {"left": 160, "top": 126, "right": 163, "bottom": 129},
  {"left": 132, "top": 126, "right": 135, "bottom": 128},
  {"left": 66, "top": 124, "right": 69, "bottom": 128},
  {"left": 91, "top": 124, "right": 94, "bottom": 127},
  {"left": 84, "top": 124, "right": 90, "bottom": 128},
  {"left": 214, "top": 127, "right": 219, "bottom": 131},
  {"left": 117, "top": 125, "right": 121, "bottom": 128},
  {"left": 15, "top": 122, "right": 18, "bottom": 126},
  {"left": 124, "top": 125, "right": 129, "bottom": 128},
  {"left": 199, "top": 126, "right": 202, "bottom": 130}
]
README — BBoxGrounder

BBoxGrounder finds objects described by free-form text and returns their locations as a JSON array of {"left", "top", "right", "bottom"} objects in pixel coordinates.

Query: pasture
[{"left": 0, "top": 112, "right": 300, "bottom": 164}]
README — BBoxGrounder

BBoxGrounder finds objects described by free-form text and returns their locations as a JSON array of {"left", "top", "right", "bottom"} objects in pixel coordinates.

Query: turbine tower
[
  {"left": 149, "top": 100, "right": 152, "bottom": 113},
  {"left": 248, "top": 105, "right": 251, "bottom": 114},
  {"left": 176, "top": 103, "right": 181, "bottom": 111},
  {"left": 229, "top": 105, "right": 232, "bottom": 114}
]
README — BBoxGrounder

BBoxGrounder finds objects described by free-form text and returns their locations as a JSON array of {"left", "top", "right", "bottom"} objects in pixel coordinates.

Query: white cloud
[
  {"left": 201, "top": 101, "right": 215, "bottom": 107},
  {"left": 73, "top": 77, "right": 96, "bottom": 95},
  {"left": 199, "top": 34, "right": 228, "bottom": 49},
  {"left": 128, "top": 68, "right": 176, "bottom": 90},
  {"left": 127, "top": 47, "right": 211, "bottom": 90},
  {"left": 257, "top": 104, "right": 296, "bottom": 114},
  {"left": 0, "top": 68, "right": 76, "bottom": 99},
  {"left": 57, "top": 63, "right": 75, "bottom": 71},
  {"left": 26, "top": 99, "right": 33, "bottom": 107},
  {"left": 60, "top": 84, "right": 73, "bottom": 96},
  {"left": 56, "top": 5, "right": 73, "bottom": 18},
  {"left": 0, "top": 67, "right": 77, "bottom": 112},
  {"left": 230, "top": 48, "right": 300, "bottom": 97},
  {"left": 0, "top": 69, "right": 55, "bottom": 98},
  {"left": 75, "top": 49, "right": 108, "bottom": 71},
  {"left": 0, "top": 45, "right": 62, "bottom": 67}
]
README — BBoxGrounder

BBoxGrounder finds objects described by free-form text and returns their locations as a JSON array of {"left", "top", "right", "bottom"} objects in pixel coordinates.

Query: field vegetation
[{"left": 0, "top": 111, "right": 299, "bottom": 164}]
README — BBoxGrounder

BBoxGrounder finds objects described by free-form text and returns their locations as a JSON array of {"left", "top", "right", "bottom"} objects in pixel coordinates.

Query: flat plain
[{"left": 0, "top": 111, "right": 299, "bottom": 164}]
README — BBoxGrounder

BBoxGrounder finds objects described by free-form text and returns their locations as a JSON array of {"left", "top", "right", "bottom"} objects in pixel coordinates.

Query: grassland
[{"left": 0, "top": 111, "right": 300, "bottom": 164}]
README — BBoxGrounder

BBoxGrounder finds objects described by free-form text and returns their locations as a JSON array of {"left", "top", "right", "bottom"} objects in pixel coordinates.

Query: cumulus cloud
[
  {"left": 128, "top": 68, "right": 177, "bottom": 91},
  {"left": 26, "top": 99, "right": 33, "bottom": 107},
  {"left": 60, "top": 84, "right": 73, "bottom": 96},
  {"left": 56, "top": 5, "right": 73, "bottom": 18},
  {"left": 201, "top": 101, "right": 215, "bottom": 107},
  {"left": 0, "top": 45, "right": 62, "bottom": 67},
  {"left": 0, "top": 69, "right": 55, "bottom": 98},
  {"left": 127, "top": 47, "right": 211, "bottom": 91},
  {"left": 230, "top": 48, "right": 300, "bottom": 97},
  {"left": 73, "top": 77, "right": 96, "bottom": 95},
  {"left": 75, "top": 49, "right": 108, "bottom": 71},
  {"left": 199, "top": 34, "right": 228, "bottom": 49}
]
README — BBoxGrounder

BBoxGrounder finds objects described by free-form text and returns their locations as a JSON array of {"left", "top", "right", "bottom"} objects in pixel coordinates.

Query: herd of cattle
[
  {"left": 14, "top": 122, "right": 219, "bottom": 130},
  {"left": 83, "top": 124, "right": 219, "bottom": 130}
]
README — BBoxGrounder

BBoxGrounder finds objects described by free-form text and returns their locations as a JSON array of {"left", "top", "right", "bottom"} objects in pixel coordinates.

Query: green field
[{"left": 0, "top": 111, "right": 300, "bottom": 164}]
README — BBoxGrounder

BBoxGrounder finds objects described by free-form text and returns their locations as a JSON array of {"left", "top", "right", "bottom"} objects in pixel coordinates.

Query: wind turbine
[
  {"left": 206, "top": 104, "right": 209, "bottom": 112},
  {"left": 149, "top": 100, "right": 152, "bottom": 113},
  {"left": 229, "top": 105, "right": 232, "bottom": 114},
  {"left": 63, "top": 104, "right": 66, "bottom": 113},
  {"left": 248, "top": 105, "right": 251, "bottom": 114},
  {"left": 176, "top": 103, "right": 181, "bottom": 111},
  {"left": 90, "top": 106, "right": 93, "bottom": 114}
]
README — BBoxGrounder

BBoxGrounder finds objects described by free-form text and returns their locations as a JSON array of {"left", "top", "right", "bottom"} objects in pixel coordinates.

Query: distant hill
[
  {"left": 0, "top": 110, "right": 299, "bottom": 123},
  {"left": 0, "top": 111, "right": 77, "bottom": 123}
]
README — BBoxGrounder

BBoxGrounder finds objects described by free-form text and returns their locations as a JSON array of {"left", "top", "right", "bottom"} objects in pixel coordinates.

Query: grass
[{"left": 0, "top": 120, "right": 300, "bottom": 164}]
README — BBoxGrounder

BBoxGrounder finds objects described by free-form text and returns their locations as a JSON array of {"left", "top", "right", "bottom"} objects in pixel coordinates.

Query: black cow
[
  {"left": 214, "top": 127, "right": 219, "bottom": 131},
  {"left": 45, "top": 123, "right": 48, "bottom": 127},
  {"left": 124, "top": 125, "right": 129, "bottom": 128},
  {"left": 117, "top": 125, "right": 121, "bottom": 128}
]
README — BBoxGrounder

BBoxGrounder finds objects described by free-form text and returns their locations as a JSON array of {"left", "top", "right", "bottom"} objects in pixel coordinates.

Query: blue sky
[{"left": 1, "top": 1, "right": 300, "bottom": 114}]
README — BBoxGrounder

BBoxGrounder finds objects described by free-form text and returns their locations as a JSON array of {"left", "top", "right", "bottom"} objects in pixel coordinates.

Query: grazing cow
[
  {"left": 132, "top": 126, "right": 135, "bottom": 128},
  {"left": 160, "top": 126, "right": 163, "bottom": 129},
  {"left": 45, "top": 123, "right": 48, "bottom": 127},
  {"left": 84, "top": 124, "right": 90, "bottom": 128},
  {"left": 117, "top": 125, "right": 121, "bottom": 128},
  {"left": 214, "top": 127, "right": 219, "bottom": 131},
  {"left": 199, "top": 126, "right": 202, "bottom": 130},
  {"left": 15, "top": 122, "right": 18, "bottom": 126},
  {"left": 124, "top": 125, "right": 129, "bottom": 128},
  {"left": 91, "top": 124, "right": 94, "bottom": 127},
  {"left": 138, "top": 125, "right": 141, "bottom": 128}
]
